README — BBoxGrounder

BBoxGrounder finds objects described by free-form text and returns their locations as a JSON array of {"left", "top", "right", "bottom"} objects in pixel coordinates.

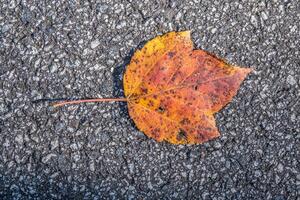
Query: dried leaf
[
  {"left": 53, "top": 31, "right": 252, "bottom": 145},
  {"left": 123, "top": 31, "right": 252, "bottom": 144}
]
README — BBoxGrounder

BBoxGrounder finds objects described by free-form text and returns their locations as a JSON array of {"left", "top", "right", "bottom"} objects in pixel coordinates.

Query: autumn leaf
[{"left": 53, "top": 31, "right": 253, "bottom": 145}]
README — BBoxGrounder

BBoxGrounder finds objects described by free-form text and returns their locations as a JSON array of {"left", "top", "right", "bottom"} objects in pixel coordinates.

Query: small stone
[
  {"left": 97, "top": 4, "right": 109, "bottom": 13},
  {"left": 15, "top": 134, "right": 23, "bottom": 144},
  {"left": 106, "top": 59, "right": 115, "bottom": 66},
  {"left": 74, "top": 154, "right": 81, "bottom": 162},
  {"left": 290, "top": 25, "right": 297, "bottom": 33},
  {"left": 214, "top": 142, "right": 222, "bottom": 149},
  {"left": 51, "top": 139, "right": 59, "bottom": 150},
  {"left": 50, "top": 172, "right": 59, "bottom": 178},
  {"left": 91, "top": 39, "right": 100, "bottom": 49},
  {"left": 254, "top": 170, "right": 262, "bottom": 177},
  {"left": 277, "top": 163, "right": 284, "bottom": 173},
  {"left": 55, "top": 122, "right": 65, "bottom": 131},
  {"left": 93, "top": 64, "right": 105, "bottom": 70},
  {"left": 275, "top": 175, "right": 281, "bottom": 184},
  {"left": 171, "top": 192, "right": 178, "bottom": 198},
  {"left": 89, "top": 161, "right": 95, "bottom": 171},
  {"left": 286, "top": 75, "right": 296, "bottom": 85},
  {"left": 10, "top": 184, "right": 19, "bottom": 190},
  {"left": 250, "top": 15, "right": 258, "bottom": 27},
  {"left": 116, "top": 20, "right": 126, "bottom": 29},
  {"left": 261, "top": 12, "right": 268, "bottom": 20},
  {"left": 3, "top": 139, "right": 10, "bottom": 147},
  {"left": 175, "top": 12, "right": 182, "bottom": 21},
  {"left": 49, "top": 64, "right": 58, "bottom": 73},
  {"left": 42, "top": 153, "right": 57, "bottom": 163},
  {"left": 274, "top": 195, "right": 285, "bottom": 200}
]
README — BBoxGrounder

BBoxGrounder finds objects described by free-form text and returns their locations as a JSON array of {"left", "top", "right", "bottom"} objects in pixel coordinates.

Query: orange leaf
[
  {"left": 53, "top": 31, "right": 252, "bottom": 145},
  {"left": 123, "top": 31, "right": 252, "bottom": 144}
]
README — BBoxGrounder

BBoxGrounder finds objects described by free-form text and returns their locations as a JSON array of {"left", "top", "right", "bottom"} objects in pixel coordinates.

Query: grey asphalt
[{"left": 0, "top": 0, "right": 299, "bottom": 199}]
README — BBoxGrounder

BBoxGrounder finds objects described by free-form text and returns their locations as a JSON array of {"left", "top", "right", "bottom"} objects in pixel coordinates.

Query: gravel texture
[{"left": 1, "top": 0, "right": 299, "bottom": 199}]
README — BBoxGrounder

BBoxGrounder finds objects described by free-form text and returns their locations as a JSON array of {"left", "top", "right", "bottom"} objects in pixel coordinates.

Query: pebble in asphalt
[{"left": 0, "top": 0, "right": 299, "bottom": 199}]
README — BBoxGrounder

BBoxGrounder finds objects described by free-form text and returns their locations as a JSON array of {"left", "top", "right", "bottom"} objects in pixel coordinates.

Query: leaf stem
[{"left": 52, "top": 98, "right": 127, "bottom": 108}]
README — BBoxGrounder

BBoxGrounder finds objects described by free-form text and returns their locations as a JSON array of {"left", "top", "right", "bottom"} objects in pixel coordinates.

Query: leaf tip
[
  {"left": 244, "top": 67, "right": 255, "bottom": 74},
  {"left": 235, "top": 66, "right": 254, "bottom": 75},
  {"left": 178, "top": 30, "right": 191, "bottom": 38}
]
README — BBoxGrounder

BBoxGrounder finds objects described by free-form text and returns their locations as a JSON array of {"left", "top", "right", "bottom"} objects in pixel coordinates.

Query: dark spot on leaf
[
  {"left": 157, "top": 106, "right": 165, "bottom": 113},
  {"left": 148, "top": 100, "right": 154, "bottom": 107},
  {"left": 197, "top": 126, "right": 212, "bottom": 132},
  {"left": 141, "top": 87, "right": 148, "bottom": 94},
  {"left": 160, "top": 66, "right": 166, "bottom": 71},
  {"left": 171, "top": 75, "right": 177, "bottom": 82},
  {"left": 177, "top": 129, "right": 187, "bottom": 141},
  {"left": 168, "top": 51, "right": 175, "bottom": 58},
  {"left": 180, "top": 118, "right": 190, "bottom": 125},
  {"left": 151, "top": 128, "right": 160, "bottom": 138},
  {"left": 196, "top": 132, "right": 205, "bottom": 141}
]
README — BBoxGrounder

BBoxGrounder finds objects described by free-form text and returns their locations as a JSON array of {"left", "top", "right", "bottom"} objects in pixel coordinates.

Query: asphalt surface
[{"left": 0, "top": 0, "right": 299, "bottom": 199}]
